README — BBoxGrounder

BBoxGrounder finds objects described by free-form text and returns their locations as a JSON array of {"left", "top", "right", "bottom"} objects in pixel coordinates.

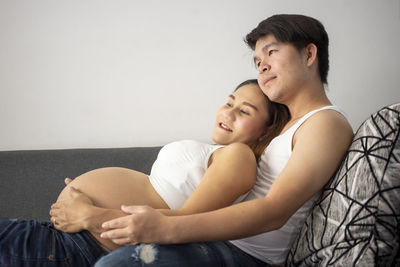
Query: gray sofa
[{"left": 1, "top": 103, "right": 399, "bottom": 266}]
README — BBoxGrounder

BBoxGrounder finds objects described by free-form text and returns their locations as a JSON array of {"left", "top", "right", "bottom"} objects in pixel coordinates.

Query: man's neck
[{"left": 286, "top": 82, "right": 331, "bottom": 120}]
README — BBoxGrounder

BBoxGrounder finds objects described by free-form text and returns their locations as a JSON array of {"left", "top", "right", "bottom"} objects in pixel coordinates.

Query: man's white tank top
[{"left": 230, "top": 105, "right": 346, "bottom": 264}]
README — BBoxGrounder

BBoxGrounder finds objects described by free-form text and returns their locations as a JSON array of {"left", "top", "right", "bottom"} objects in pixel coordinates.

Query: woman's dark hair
[
  {"left": 245, "top": 14, "right": 329, "bottom": 84},
  {"left": 235, "top": 79, "right": 290, "bottom": 161}
]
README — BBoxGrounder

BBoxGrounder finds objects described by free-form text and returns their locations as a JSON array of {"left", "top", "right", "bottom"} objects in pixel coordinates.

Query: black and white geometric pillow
[{"left": 287, "top": 103, "right": 400, "bottom": 266}]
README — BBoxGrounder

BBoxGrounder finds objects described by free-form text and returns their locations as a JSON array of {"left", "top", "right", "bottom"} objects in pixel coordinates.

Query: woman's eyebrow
[
  {"left": 243, "top": 102, "right": 259, "bottom": 111},
  {"left": 229, "top": 95, "right": 259, "bottom": 111}
]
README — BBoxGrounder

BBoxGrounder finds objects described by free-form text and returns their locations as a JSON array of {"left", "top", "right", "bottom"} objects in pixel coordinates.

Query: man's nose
[{"left": 258, "top": 60, "right": 269, "bottom": 74}]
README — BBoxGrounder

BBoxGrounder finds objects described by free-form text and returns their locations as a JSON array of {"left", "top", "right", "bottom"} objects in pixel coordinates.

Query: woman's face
[{"left": 212, "top": 83, "right": 269, "bottom": 145}]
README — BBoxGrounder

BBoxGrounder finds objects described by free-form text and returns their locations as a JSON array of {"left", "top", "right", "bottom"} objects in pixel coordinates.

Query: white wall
[{"left": 0, "top": 0, "right": 399, "bottom": 150}]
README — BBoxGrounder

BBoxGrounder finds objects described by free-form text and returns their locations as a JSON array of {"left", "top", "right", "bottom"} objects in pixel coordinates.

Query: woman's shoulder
[
  {"left": 213, "top": 143, "right": 255, "bottom": 163},
  {"left": 160, "top": 140, "right": 220, "bottom": 160},
  {"left": 162, "top": 140, "right": 199, "bottom": 151}
]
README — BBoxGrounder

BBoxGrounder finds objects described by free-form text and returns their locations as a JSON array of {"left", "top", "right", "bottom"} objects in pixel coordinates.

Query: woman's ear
[
  {"left": 304, "top": 43, "right": 318, "bottom": 67},
  {"left": 258, "top": 130, "right": 269, "bottom": 142}
]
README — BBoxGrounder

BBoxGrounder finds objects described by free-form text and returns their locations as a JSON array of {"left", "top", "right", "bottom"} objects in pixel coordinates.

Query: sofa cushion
[
  {"left": 0, "top": 146, "right": 161, "bottom": 221},
  {"left": 287, "top": 103, "right": 400, "bottom": 266}
]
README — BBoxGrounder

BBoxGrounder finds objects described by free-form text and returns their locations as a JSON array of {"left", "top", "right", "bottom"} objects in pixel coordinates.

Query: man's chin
[{"left": 262, "top": 88, "right": 279, "bottom": 102}]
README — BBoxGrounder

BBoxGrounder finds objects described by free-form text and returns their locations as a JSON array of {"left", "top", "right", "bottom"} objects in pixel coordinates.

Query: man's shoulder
[
  {"left": 295, "top": 108, "right": 354, "bottom": 148},
  {"left": 305, "top": 108, "right": 352, "bottom": 132}
]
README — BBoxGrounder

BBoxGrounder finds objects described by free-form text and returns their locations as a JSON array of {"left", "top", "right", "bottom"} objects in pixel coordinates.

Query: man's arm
[{"left": 100, "top": 110, "right": 353, "bottom": 245}]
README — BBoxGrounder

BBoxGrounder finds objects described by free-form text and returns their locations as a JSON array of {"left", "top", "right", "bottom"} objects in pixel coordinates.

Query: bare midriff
[{"left": 56, "top": 167, "right": 169, "bottom": 251}]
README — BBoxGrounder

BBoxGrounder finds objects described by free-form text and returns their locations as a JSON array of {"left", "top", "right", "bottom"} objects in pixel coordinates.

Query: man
[{"left": 95, "top": 14, "right": 354, "bottom": 266}]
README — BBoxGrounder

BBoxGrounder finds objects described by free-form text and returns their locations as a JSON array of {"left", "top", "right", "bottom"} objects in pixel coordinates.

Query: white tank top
[
  {"left": 230, "top": 106, "right": 346, "bottom": 264},
  {"left": 148, "top": 140, "right": 223, "bottom": 210}
]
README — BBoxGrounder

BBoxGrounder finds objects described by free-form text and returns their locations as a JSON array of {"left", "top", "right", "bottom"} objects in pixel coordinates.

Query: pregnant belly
[{"left": 56, "top": 167, "right": 168, "bottom": 250}]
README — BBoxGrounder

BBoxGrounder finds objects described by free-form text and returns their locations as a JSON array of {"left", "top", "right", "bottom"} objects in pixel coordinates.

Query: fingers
[
  {"left": 49, "top": 203, "right": 65, "bottom": 227},
  {"left": 69, "top": 185, "right": 78, "bottom": 192},
  {"left": 100, "top": 213, "right": 137, "bottom": 242},
  {"left": 111, "top": 237, "right": 137, "bottom": 246},
  {"left": 49, "top": 202, "right": 64, "bottom": 216},
  {"left": 49, "top": 206, "right": 61, "bottom": 224},
  {"left": 50, "top": 210, "right": 70, "bottom": 232},
  {"left": 100, "top": 206, "right": 156, "bottom": 244},
  {"left": 67, "top": 185, "right": 82, "bottom": 197},
  {"left": 100, "top": 228, "right": 124, "bottom": 239},
  {"left": 64, "top": 177, "right": 73, "bottom": 185},
  {"left": 100, "top": 228, "right": 138, "bottom": 245},
  {"left": 121, "top": 205, "right": 140, "bottom": 214},
  {"left": 50, "top": 216, "right": 63, "bottom": 230},
  {"left": 50, "top": 203, "right": 57, "bottom": 211},
  {"left": 49, "top": 203, "right": 59, "bottom": 217},
  {"left": 101, "top": 216, "right": 126, "bottom": 230},
  {"left": 101, "top": 206, "right": 143, "bottom": 230}
]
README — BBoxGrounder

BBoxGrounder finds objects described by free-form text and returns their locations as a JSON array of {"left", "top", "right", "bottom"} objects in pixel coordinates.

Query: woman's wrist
[
  {"left": 84, "top": 206, "right": 127, "bottom": 234},
  {"left": 81, "top": 205, "right": 107, "bottom": 233}
]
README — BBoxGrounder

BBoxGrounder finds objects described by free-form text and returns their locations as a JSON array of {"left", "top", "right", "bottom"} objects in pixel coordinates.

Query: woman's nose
[{"left": 223, "top": 108, "right": 236, "bottom": 121}]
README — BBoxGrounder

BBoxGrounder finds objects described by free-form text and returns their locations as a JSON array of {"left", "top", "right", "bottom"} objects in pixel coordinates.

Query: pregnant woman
[{"left": 0, "top": 79, "right": 290, "bottom": 266}]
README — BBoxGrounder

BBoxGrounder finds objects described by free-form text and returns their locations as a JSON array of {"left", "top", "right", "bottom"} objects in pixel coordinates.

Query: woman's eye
[
  {"left": 226, "top": 103, "right": 233, "bottom": 107},
  {"left": 240, "top": 110, "right": 250, "bottom": 115}
]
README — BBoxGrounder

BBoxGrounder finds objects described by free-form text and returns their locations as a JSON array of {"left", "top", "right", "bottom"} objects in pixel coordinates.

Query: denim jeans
[
  {"left": 95, "top": 241, "right": 269, "bottom": 267},
  {"left": 0, "top": 219, "right": 105, "bottom": 267}
]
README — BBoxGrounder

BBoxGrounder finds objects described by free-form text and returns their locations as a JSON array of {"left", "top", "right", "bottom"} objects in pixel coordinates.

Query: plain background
[{"left": 1, "top": 0, "right": 399, "bottom": 151}]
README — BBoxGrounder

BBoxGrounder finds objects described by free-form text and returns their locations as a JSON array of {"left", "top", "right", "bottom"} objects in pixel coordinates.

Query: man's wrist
[{"left": 162, "top": 215, "right": 181, "bottom": 244}]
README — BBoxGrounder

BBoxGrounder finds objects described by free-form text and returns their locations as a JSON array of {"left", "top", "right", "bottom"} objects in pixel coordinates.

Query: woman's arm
[
  {"left": 100, "top": 110, "right": 354, "bottom": 245},
  {"left": 51, "top": 143, "right": 257, "bottom": 232},
  {"left": 159, "top": 142, "right": 257, "bottom": 216}
]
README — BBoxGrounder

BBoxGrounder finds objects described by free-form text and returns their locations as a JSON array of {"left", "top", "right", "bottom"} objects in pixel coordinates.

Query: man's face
[{"left": 253, "top": 34, "right": 309, "bottom": 104}]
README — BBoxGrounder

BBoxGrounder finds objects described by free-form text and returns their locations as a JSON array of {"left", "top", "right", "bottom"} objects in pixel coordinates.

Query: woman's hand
[
  {"left": 100, "top": 205, "right": 171, "bottom": 245},
  {"left": 49, "top": 185, "right": 94, "bottom": 233},
  {"left": 64, "top": 177, "right": 73, "bottom": 186}
]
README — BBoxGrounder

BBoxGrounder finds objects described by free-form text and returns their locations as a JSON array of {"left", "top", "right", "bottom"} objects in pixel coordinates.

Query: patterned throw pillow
[{"left": 287, "top": 103, "right": 400, "bottom": 266}]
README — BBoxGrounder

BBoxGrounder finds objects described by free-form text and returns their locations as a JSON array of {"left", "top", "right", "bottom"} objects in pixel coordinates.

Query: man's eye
[
  {"left": 226, "top": 103, "right": 233, "bottom": 107},
  {"left": 269, "top": 50, "right": 277, "bottom": 56},
  {"left": 240, "top": 110, "right": 250, "bottom": 115}
]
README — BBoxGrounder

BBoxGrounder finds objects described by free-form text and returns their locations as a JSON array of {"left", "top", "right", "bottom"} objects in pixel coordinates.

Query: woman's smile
[{"left": 219, "top": 122, "right": 233, "bottom": 132}]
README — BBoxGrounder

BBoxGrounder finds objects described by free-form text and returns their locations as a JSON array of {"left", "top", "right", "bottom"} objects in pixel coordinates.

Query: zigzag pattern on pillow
[{"left": 287, "top": 103, "right": 400, "bottom": 266}]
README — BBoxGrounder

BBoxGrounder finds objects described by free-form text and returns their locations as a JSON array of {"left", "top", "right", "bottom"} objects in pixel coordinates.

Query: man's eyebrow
[
  {"left": 253, "top": 42, "right": 279, "bottom": 65},
  {"left": 229, "top": 95, "right": 259, "bottom": 111}
]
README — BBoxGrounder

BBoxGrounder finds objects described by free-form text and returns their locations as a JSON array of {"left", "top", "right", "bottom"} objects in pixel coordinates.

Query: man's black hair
[{"left": 245, "top": 14, "right": 329, "bottom": 84}]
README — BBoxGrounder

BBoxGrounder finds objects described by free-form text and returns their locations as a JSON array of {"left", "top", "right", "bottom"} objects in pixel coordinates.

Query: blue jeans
[
  {"left": 0, "top": 219, "right": 105, "bottom": 267},
  {"left": 95, "top": 241, "right": 269, "bottom": 267}
]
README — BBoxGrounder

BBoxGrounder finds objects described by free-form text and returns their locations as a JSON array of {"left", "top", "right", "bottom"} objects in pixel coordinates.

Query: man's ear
[{"left": 304, "top": 43, "right": 318, "bottom": 67}]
